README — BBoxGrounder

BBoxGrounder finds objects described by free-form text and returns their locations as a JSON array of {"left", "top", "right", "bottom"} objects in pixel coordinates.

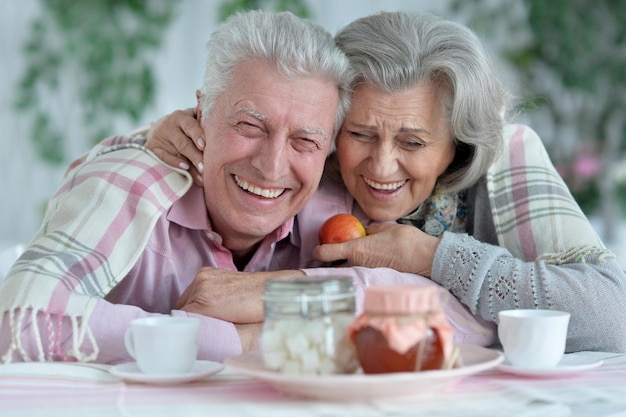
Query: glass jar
[
  {"left": 348, "top": 285, "right": 457, "bottom": 374},
  {"left": 260, "top": 275, "right": 357, "bottom": 375}
]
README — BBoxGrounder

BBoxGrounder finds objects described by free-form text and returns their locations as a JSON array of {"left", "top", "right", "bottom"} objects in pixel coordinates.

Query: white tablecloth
[{"left": 1, "top": 351, "right": 626, "bottom": 417}]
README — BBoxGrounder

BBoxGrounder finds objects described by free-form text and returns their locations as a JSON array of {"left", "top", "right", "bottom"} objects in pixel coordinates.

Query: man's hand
[
  {"left": 145, "top": 107, "right": 205, "bottom": 185},
  {"left": 312, "top": 223, "right": 440, "bottom": 278},
  {"left": 235, "top": 323, "right": 262, "bottom": 352},
  {"left": 175, "top": 267, "right": 305, "bottom": 323}
]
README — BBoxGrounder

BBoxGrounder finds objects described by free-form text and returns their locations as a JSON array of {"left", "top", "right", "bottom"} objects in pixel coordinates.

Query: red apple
[{"left": 318, "top": 213, "right": 366, "bottom": 244}]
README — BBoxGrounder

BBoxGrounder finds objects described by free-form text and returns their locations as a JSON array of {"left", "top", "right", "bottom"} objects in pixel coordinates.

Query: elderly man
[{"left": 0, "top": 11, "right": 353, "bottom": 364}]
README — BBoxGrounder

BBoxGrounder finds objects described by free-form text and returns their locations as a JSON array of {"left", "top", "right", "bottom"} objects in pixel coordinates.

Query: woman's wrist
[{"left": 421, "top": 234, "right": 441, "bottom": 278}]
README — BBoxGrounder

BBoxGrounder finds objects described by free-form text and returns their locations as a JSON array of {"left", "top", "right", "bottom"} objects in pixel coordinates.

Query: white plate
[
  {"left": 109, "top": 360, "right": 224, "bottom": 385},
  {"left": 496, "top": 355, "right": 603, "bottom": 377},
  {"left": 0, "top": 361, "right": 118, "bottom": 383},
  {"left": 225, "top": 344, "right": 503, "bottom": 401}
]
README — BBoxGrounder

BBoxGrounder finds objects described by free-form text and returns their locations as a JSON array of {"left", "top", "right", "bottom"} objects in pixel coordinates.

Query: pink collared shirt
[{"left": 92, "top": 185, "right": 307, "bottom": 364}]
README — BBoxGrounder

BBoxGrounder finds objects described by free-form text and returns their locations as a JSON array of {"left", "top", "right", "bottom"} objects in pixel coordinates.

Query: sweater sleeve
[{"left": 431, "top": 231, "right": 626, "bottom": 353}]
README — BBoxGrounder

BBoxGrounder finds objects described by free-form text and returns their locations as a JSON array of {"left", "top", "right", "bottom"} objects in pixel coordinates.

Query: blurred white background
[{"left": 1, "top": 0, "right": 623, "bottom": 267}]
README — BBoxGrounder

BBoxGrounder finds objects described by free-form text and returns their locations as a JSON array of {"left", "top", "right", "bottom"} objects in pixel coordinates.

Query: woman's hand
[
  {"left": 312, "top": 223, "right": 441, "bottom": 278},
  {"left": 145, "top": 108, "right": 205, "bottom": 185}
]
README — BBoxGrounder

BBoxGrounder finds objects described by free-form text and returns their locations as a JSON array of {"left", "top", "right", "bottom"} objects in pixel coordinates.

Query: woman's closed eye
[
  {"left": 349, "top": 130, "right": 376, "bottom": 142},
  {"left": 399, "top": 137, "right": 426, "bottom": 150}
]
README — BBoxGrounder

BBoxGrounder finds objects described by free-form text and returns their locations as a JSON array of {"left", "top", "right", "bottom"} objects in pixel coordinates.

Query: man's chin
[{"left": 231, "top": 219, "right": 287, "bottom": 241}]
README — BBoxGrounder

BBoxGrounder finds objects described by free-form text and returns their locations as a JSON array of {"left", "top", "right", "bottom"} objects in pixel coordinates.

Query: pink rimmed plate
[{"left": 225, "top": 344, "right": 503, "bottom": 401}]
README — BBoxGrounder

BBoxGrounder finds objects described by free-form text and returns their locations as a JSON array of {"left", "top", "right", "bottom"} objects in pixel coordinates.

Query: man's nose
[{"left": 251, "top": 135, "right": 290, "bottom": 181}]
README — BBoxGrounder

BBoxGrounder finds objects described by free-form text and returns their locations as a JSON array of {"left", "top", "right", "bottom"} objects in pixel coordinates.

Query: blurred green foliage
[
  {"left": 453, "top": 0, "right": 626, "bottom": 216},
  {"left": 521, "top": 0, "right": 625, "bottom": 93},
  {"left": 575, "top": 182, "right": 602, "bottom": 215},
  {"left": 218, "top": 0, "right": 310, "bottom": 20},
  {"left": 15, "top": 0, "right": 310, "bottom": 166},
  {"left": 506, "top": 0, "right": 626, "bottom": 131},
  {"left": 15, "top": 0, "right": 177, "bottom": 164},
  {"left": 618, "top": 182, "right": 626, "bottom": 217}
]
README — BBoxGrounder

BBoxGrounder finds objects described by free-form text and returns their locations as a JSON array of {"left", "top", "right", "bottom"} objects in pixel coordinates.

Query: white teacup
[
  {"left": 124, "top": 316, "right": 200, "bottom": 374},
  {"left": 498, "top": 309, "right": 570, "bottom": 369}
]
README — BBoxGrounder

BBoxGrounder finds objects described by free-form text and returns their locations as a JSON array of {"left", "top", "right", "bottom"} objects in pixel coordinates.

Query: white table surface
[{"left": 1, "top": 350, "right": 626, "bottom": 417}]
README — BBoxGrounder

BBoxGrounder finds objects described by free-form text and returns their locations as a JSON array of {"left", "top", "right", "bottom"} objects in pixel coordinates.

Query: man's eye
[
  {"left": 293, "top": 137, "right": 322, "bottom": 152},
  {"left": 236, "top": 122, "right": 264, "bottom": 136}
]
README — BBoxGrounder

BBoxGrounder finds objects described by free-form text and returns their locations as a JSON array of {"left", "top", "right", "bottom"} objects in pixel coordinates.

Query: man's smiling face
[{"left": 198, "top": 59, "right": 339, "bottom": 253}]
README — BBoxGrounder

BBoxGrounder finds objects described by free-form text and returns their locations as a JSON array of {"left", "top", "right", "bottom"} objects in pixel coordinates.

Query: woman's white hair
[{"left": 335, "top": 12, "right": 510, "bottom": 192}]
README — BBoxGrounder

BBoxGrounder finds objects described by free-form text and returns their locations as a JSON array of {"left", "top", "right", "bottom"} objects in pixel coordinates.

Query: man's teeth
[
  {"left": 235, "top": 175, "right": 285, "bottom": 198},
  {"left": 364, "top": 177, "right": 407, "bottom": 191}
]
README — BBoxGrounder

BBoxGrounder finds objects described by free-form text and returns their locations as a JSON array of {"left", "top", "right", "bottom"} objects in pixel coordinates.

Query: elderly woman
[{"left": 142, "top": 12, "right": 626, "bottom": 353}]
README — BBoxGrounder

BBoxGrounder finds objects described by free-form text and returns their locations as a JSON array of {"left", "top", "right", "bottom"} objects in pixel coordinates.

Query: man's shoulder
[{"left": 63, "top": 138, "right": 192, "bottom": 197}]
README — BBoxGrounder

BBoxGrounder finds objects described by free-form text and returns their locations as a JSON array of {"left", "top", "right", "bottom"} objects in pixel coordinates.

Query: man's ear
[{"left": 195, "top": 89, "right": 202, "bottom": 121}]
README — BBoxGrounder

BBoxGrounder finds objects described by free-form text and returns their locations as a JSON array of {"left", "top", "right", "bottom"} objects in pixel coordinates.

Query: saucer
[
  {"left": 496, "top": 354, "right": 603, "bottom": 378},
  {"left": 110, "top": 360, "right": 224, "bottom": 385}
]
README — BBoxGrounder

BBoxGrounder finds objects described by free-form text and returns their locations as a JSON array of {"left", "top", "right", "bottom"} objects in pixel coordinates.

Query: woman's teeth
[{"left": 364, "top": 177, "right": 407, "bottom": 191}]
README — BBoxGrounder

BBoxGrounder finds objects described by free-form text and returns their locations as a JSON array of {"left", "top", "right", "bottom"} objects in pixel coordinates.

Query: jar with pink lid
[{"left": 348, "top": 285, "right": 458, "bottom": 374}]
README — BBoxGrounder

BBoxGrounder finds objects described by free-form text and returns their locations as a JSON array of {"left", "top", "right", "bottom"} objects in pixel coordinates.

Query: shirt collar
[{"left": 167, "top": 185, "right": 295, "bottom": 243}]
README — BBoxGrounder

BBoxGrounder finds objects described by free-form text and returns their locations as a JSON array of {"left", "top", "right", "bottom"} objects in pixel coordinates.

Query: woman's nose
[{"left": 369, "top": 141, "right": 398, "bottom": 177}]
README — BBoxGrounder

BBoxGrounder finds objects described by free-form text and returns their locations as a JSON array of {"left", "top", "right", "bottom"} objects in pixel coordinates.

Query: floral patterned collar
[{"left": 397, "top": 188, "right": 467, "bottom": 237}]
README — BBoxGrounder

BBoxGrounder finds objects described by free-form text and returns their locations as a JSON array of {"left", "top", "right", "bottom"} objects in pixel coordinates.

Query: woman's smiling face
[{"left": 336, "top": 81, "right": 456, "bottom": 222}]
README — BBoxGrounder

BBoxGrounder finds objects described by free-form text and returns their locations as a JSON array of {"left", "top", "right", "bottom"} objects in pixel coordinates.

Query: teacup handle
[{"left": 124, "top": 327, "right": 137, "bottom": 359}]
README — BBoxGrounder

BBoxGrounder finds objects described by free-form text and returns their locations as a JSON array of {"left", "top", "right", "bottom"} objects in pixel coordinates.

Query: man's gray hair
[
  {"left": 200, "top": 10, "right": 353, "bottom": 148},
  {"left": 335, "top": 12, "right": 509, "bottom": 192}
]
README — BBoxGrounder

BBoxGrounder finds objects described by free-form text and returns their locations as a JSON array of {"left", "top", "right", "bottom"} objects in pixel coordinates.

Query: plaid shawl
[
  {"left": 487, "top": 124, "right": 611, "bottom": 264},
  {"left": 0, "top": 139, "right": 191, "bottom": 362},
  {"left": 0, "top": 124, "right": 610, "bottom": 363}
]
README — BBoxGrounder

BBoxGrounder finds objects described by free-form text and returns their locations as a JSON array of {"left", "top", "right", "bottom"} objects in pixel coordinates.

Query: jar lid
[
  {"left": 263, "top": 275, "right": 354, "bottom": 302},
  {"left": 349, "top": 285, "right": 455, "bottom": 360},
  {"left": 263, "top": 275, "right": 354, "bottom": 317},
  {"left": 363, "top": 285, "right": 442, "bottom": 314}
]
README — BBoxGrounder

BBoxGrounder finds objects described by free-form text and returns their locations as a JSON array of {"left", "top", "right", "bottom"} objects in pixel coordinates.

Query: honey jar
[{"left": 348, "top": 285, "right": 456, "bottom": 374}]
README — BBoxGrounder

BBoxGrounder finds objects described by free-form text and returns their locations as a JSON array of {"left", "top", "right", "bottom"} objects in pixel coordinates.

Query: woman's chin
[{"left": 364, "top": 209, "right": 401, "bottom": 223}]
